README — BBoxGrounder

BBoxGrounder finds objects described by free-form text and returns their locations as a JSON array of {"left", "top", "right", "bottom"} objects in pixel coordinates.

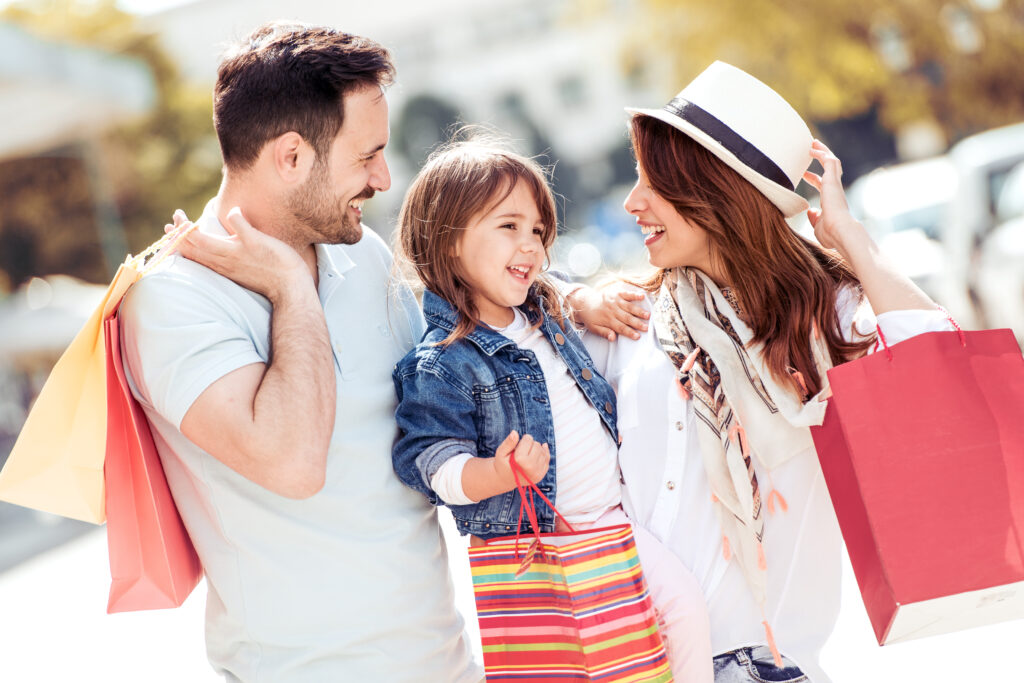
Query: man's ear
[{"left": 270, "top": 131, "right": 315, "bottom": 183}]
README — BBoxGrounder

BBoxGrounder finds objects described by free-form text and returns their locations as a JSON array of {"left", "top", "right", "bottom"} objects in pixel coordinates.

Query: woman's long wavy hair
[
  {"left": 396, "top": 136, "right": 567, "bottom": 345},
  {"left": 629, "top": 114, "right": 875, "bottom": 396}
]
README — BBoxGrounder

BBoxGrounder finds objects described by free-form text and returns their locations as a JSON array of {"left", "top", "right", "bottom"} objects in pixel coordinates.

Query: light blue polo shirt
[{"left": 119, "top": 200, "right": 480, "bottom": 682}]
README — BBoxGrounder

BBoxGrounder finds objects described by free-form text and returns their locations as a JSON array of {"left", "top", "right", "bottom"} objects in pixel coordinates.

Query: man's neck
[{"left": 217, "top": 180, "right": 319, "bottom": 285}]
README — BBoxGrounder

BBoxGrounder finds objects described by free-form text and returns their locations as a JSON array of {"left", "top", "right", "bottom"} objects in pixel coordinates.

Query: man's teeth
[
  {"left": 640, "top": 224, "right": 666, "bottom": 235},
  {"left": 348, "top": 199, "right": 364, "bottom": 210}
]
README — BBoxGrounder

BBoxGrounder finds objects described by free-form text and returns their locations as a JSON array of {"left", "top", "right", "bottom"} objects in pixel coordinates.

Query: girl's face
[
  {"left": 624, "top": 163, "right": 714, "bottom": 273},
  {"left": 455, "top": 180, "right": 546, "bottom": 327}
]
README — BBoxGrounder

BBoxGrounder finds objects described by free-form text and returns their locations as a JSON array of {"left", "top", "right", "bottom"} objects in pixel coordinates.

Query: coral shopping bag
[
  {"left": 103, "top": 310, "right": 201, "bottom": 612},
  {"left": 467, "top": 459, "right": 673, "bottom": 682},
  {"left": 811, "top": 325, "right": 1024, "bottom": 645}
]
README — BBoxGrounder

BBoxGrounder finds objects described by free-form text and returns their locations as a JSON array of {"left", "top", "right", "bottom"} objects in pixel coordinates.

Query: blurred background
[{"left": 1, "top": 0, "right": 1023, "bottom": 679}]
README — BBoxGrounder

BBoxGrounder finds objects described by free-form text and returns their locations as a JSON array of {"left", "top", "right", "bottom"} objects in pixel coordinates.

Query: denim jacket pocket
[{"left": 473, "top": 378, "right": 525, "bottom": 456}]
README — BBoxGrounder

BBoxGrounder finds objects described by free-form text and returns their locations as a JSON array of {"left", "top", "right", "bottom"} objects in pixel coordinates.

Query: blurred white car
[
  {"left": 975, "top": 161, "right": 1024, "bottom": 342},
  {"left": 846, "top": 156, "right": 962, "bottom": 313},
  {"left": 944, "top": 122, "right": 1024, "bottom": 328}
]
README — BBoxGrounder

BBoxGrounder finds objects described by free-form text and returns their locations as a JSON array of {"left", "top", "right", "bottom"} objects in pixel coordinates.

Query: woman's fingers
[{"left": 802, "top": 170, "right": 822, "bottom": 191}]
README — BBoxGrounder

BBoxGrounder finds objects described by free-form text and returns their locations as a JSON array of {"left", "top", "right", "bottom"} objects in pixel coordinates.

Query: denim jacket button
[
  {"left": 485, "top": 523, "right": 491, "bottom": 528},
  {"left": 554, "top": 333, "right": 565, "bottom": 345},
  {"left": 581, "top": 368, "right": 593, "bottom": 381},
  {"left": 505, "top": 525, "right": 512, "bottom": 530},
  {"left": 604, "top": 401, "right": 613, "bottom": 413}
]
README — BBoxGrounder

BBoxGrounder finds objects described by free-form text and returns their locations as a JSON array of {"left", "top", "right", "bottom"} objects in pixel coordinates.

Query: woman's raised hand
[
  {"left": 161, "top": 207, "right": 310, "bottom": 303},
  {"left": 567, "top": 281, "right": 649, "bottom": 341},
  {"left": 802, "top": 140, "right": 868, "bottom": 257}
]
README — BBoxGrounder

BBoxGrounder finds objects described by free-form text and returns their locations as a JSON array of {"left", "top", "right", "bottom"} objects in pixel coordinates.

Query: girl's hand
[
  {"left": 492, "top": 430, "right": 550, "bottom": 486},
  {"left": 803, "top": 139, "right": 869, "bottom": 257},
  {"left": 567, "top": 282, "right": 649, "bottom": 341}
]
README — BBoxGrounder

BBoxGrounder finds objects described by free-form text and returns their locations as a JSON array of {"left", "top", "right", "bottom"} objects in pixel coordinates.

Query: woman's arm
[{"left": 804, "top": 140, "right": 938, "bottom": 315}]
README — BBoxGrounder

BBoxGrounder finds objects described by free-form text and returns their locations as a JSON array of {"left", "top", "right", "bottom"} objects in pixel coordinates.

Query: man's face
[{"left": 287, "top": 85, "right": 391, "bottom": 244}]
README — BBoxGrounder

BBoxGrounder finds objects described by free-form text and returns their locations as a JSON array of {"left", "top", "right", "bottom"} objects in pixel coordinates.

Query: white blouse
[{"left": 583, "top": 287, "right": 951, "bottom": 683}]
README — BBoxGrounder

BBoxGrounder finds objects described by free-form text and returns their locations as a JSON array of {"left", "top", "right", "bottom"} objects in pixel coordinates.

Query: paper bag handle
[{"left": 875, "top": 306, "right": 966, "bottom": 361}]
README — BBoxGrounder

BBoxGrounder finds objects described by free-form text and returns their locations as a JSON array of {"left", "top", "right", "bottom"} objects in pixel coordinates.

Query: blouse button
[
  {"left": 581, "top": 368, "right": 593, "bottom": 380},
  {"left": 666, "top": 481, "right": 676, "bottom": 490},
  {"left": 555, "top": 333, "right": 565, "bottom": 345},
  {"left": 675, "top": 421, "right": 684, "bottom": 431},
  {"left": 604, "top": 402, "right": 613, "bottom": 413}
]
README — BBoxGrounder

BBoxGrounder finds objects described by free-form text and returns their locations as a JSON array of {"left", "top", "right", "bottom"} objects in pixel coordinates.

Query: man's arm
[{"left": 173, "top": 208, "right": 335, "bottom": 498}]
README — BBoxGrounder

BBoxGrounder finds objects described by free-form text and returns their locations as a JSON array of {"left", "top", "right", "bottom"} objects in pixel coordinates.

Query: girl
[
  {"left": 569, "top": 62, "right": 954, "bottom": 682},
  {"left": 391, "top": 137, "right": 713, "bottom": 682}
]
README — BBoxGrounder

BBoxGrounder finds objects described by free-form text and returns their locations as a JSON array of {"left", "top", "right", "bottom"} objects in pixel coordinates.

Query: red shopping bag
[
  {"left": 103, "top": 313, "right": 202, "bottom": 613},
  {"left": 811, "top": 326, "right": 1024, "bottom": 645},
  {"left": 467, "top": 459, "right": 673, "bottom": 682}
]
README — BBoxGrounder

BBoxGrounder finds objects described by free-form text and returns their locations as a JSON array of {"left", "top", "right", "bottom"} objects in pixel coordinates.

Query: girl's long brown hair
[
  {"left": 396, "top": 136, "right": 567, "bottom": 344},
  {"left": 629, "top": 115, "right": 875, "bottom": 396}
]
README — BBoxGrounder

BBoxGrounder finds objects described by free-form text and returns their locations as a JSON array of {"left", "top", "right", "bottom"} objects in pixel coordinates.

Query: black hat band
[{"left": 663, "top": 97, "right": 795, "bottom": 192}]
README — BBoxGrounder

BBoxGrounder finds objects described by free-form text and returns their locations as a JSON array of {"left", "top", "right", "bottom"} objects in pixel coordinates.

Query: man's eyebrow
[{"left": 361, "top": 142, "right": 387, "bottom": 157}]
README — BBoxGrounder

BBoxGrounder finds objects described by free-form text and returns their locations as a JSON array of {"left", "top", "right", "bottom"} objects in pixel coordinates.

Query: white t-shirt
[
  {"left": 583, "top": 285, "right": 951, "bottom": 683},
  {"left": 431, "top": 308, "right": 621, "bottom": 525},
  {"left": 119, "top": 200, "right": 480, "bottom": 683}
]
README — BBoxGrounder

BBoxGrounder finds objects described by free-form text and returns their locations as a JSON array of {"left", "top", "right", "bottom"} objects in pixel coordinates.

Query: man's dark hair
[{"left": 214, "top": 22, "right": 395, "bottom": 170}]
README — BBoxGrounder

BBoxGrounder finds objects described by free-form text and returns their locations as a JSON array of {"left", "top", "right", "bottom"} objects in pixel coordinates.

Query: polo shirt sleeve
[{"left": 119, "top": 269, "right": 265, "bottom": 430}]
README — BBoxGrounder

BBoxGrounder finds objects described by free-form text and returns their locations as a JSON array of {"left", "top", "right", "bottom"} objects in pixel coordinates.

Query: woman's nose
[{"left": 623, "top": 182, "right": 645, "bottom": 215}]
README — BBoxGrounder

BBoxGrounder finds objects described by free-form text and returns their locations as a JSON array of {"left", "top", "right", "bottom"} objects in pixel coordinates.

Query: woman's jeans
[{"left": 713, "top": 646, "right": 808, "bottom": 682}]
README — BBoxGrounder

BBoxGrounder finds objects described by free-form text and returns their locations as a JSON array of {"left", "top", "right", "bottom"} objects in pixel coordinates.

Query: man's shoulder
[{"left": 121, "top": 255, "right": 266, "bottom": 325}]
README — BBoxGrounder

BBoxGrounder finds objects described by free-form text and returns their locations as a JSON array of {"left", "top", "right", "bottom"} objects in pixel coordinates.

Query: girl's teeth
[{"left": 640, "top": 224, "right": 666, "bottom": 235}]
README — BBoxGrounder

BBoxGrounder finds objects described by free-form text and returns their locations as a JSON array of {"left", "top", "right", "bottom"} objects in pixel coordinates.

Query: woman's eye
[
  {"left": 532, "top": 226, "right": 544, "bottom": 236},
  {"left": 500, "top": 223, "right": 516, "bottom": 230}
]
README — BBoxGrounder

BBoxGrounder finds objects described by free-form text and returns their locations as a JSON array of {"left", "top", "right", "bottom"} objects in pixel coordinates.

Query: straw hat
[{"left": 626, "top": 61, "right": 813, "bottom": 218}]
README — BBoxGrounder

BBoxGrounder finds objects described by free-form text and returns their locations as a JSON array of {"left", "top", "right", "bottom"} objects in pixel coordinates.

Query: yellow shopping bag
[{"left": 0, "top": 227, "right": 194, "bottom": 523}]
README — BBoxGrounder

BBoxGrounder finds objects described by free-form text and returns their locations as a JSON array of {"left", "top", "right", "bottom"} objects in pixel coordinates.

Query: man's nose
[{"left": 370, "top": 155, "right": 391, "bottom": 192}]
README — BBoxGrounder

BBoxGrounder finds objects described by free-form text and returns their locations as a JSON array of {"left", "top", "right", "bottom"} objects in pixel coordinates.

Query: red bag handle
[
  {"left": 875, "top": 306, "right": 966, "bottom": 362},
  {"left": 509, "top": 453, "right": 575, "bottom": 558}
]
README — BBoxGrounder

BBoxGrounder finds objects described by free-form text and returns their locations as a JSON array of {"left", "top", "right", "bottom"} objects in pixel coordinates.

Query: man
[{"left": 120, "top": 22, "right": 480, "bottom": 682}]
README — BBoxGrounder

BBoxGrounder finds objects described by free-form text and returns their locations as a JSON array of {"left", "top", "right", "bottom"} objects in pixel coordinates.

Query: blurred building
[{"left": 137, "top": 0, "right": 665, "bottom": 271}]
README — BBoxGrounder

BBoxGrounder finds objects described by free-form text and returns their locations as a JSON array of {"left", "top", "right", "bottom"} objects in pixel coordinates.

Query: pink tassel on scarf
[
  {"left": 762, "top": 619, "right": 784, "bottom": 668},
  {"left": 681, "top": 346, "right": 702, "bottom": 372}
]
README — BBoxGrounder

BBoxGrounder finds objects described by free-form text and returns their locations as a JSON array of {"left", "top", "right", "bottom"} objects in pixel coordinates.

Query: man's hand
[
  {"left": 567, "top": 282, "right": 649, "bottom": 341},
  {"left": 166, "top": 207, "right": 310, "bottom": 303}
]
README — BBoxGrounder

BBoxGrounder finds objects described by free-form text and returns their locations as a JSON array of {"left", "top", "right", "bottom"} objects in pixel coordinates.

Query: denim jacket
[{"left": 392, "top": 288, "right": 619, "bottom": 539}]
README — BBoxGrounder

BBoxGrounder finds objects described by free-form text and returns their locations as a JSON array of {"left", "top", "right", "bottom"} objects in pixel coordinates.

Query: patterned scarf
[{"left": 652, "top": 268, "right": 834, "bottom": 609}]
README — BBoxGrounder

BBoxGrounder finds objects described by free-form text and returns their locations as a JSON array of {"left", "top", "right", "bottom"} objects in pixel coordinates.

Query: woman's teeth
[
  {"left": 640, "top": 224, "right": 666, "bottom": 235},
  {"left": 508, "top": 265, "right": 529, "bottom": 279}
]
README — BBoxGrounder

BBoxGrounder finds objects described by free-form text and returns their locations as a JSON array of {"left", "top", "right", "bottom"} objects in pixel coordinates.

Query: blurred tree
[
  {"left": 625, "top": 0, "right": 1024, "bottom": 150},
  {"left": 0, "top": 0, "right": 221, "bottom": 288}
]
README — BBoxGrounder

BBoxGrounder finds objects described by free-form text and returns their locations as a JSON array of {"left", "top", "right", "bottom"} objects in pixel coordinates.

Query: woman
[{"left": 570, "top": 62, "right": 952, "bottom": 682}]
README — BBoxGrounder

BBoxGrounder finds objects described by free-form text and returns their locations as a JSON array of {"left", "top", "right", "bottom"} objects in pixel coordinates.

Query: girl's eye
[
  {"left": 533, "top": 226, "right": 544, "bottom": 236},
  {"left": 500, "top": 223, "right": 516, "bottom": 230}
]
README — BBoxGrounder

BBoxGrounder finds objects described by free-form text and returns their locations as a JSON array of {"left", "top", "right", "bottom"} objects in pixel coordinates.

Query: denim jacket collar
[{"left": 422, "top": 289, "right": 532, "bottom": 357}]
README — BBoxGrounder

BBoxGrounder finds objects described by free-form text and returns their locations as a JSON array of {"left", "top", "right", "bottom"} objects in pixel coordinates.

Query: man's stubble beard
[{"left": 286, "top": 160, "right": 362, "bottom": 246}]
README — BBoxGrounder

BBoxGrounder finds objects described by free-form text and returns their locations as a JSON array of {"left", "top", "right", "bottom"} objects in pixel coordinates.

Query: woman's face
[{"left": 624, "top": 162, "right": 714, "bottom": 273}]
